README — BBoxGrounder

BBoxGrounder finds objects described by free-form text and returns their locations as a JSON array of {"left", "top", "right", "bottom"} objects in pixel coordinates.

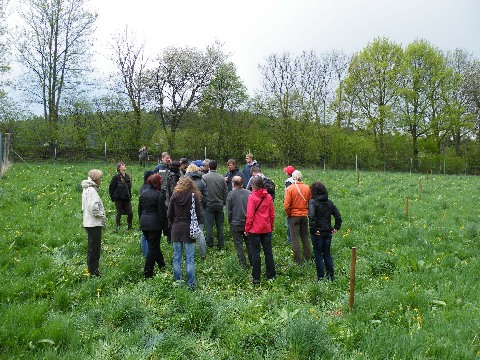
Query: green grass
[{"left": 0, "top": 161, "right": 479, "bottom": 359}]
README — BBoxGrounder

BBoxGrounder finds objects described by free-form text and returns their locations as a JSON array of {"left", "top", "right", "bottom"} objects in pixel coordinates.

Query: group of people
[{"left": 81, "top": 152, "right": 342, "bottom": 288}]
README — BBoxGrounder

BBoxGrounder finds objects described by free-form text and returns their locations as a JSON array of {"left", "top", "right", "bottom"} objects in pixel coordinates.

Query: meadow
[{"left": 0, "top": 161, "right": 479, "bottom": 359}]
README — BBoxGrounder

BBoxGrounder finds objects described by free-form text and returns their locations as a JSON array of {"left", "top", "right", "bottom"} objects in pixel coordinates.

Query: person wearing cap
[
  {"left": 284, "top": 170, "right": 312, "bottom": 264},
  {"left": 283, "top": 165, "right": 295, "bottom": 244},
  {"left": 179, "top": 158, "right": 189, "bottom": 176},
  {"left": 109, "top": 162, "right": 133, "bottom": 229}
]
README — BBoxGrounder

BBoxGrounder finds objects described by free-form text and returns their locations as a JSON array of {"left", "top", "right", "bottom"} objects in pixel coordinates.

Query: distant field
[{"left": 0, "top": 162, "right": 478, "bottom": 359}]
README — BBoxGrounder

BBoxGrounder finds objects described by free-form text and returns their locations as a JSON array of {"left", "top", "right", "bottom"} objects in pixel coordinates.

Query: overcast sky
[{"left": 17, "top": 0, "right": 480, "bottom": 98}]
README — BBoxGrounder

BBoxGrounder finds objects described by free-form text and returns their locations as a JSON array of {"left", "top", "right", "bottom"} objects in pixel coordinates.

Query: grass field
[{"left": 0, "top": 161, "right": 479, "bottom": 359}]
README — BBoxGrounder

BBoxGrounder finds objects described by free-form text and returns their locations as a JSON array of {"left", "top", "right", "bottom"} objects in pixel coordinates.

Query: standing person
[
  {"left": 153, "top": 152, "right": 172, "bottom": 195},
  {"left": 82, "top": 169, "right": 106, "bottom": 277},
  {"left": 139, "top": 170, "right": 154, "bottom": 258},
  {"left": 167, "top": 161, "right": 181, "bottom": 201},
  {"left": 224, "top": 159, "right": 244, "bottom": 192},
  {"left": 202, "top": 160, "right": 228, "bottom": 250},
  {"left": 227, "top": 176, "right": 252, "bottom": 267},
  {"left": 308, "top": 181, "right": 342, "bottom": 281},
  {"left": 246, "top": 166, "right": 276, "bottom": 200},
  {"left": 109, "top": 162, "right": 133, "bottom": 230},
  {"left": 138, "top": 174, "right": 168, "bottom": 278},
  {"left": 185, "top": 163, "right": 208, "bottom": 259},
  {"left": 138, "top": 145, "right": 148, "bottom": 167},
  {"left": 283, "top": 165, "right": 295, "bottom": 244},
  {"left": 168, "top": 177, "right": 203, "bottom": 289},
  {"left": 284, "top": 170, "right": 312, "bottom": 264},
  {"left": 244, "top": 176, "right": 276, "bottom": 284},
  {"left": 179, "top": 158, "right": 189, "bottom": 176},
  {"left": 200, "top": 159, "right": 210, "bottom": 175},
  {"left": 243, "top": 153, "right": 259, "bottom": 187}
]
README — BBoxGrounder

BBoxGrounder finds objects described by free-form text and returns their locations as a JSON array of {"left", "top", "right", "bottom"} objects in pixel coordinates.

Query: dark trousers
[
  {"left": 311, "top": 232, "right": 334, "bottom": 280},
  {"left": 114, "top": 200, "right": 133, "bottom": 228},
  {"left": 143, "top": 230, "right": 166, "bottom": 278},
  {"left": 289, "top": 216, "right": 312, "bottom": 263},
  {"left": 250, "top": 232, "right": 276, "bottom": 282},
  {"left": 230, "top": 223, "right": 252, "bottom": 267},
  {"left": 204, "top": 205, "right": 225, "bottom": 248},
  {"left": 85, "top": 226, "right": 102, "bottom": 275}
]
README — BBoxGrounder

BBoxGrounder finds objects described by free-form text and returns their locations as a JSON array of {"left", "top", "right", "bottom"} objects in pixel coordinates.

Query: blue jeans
[
  {"left": 141, "top": 232, "right": 148, "bottom": 258},
  {"left": 173, "top": 242, "right": 196, "bottom": 288},
  {"left": 311, "top": 232, "right": 334, "bottom": 280},
  {"left": 204, "top": 205, "right": 224, "bottom": 248},
  {"left": 250, "top": 233, "right": 276, "bottom": 282},
  {"left": 286, "top": 216, "right": 291, "bottom": 243}
]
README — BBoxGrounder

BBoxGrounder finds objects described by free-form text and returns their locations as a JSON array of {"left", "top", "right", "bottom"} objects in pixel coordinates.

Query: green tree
[
  {"left": 13, "top": 0, "right": 97, "bottom": 142},
  {"left": 343, "top": 37, "right": 403, "bottom": 153},
  {"left": 144, "top": 42, "right": 227, "bottom": 153}
]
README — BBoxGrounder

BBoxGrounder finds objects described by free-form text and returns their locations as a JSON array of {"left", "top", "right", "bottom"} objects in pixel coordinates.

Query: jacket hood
[
  {"left": 81, "top": 177, "right": 98, "bottom": 189},
  {"left": 185, "top": 171, "right": 203, "bottom": 180},
  {"left": 252, "top": 188, "right": 269, "bottom": 198},
  {"left": 313, "top": 194, "right": 329, "bottom": 202}
]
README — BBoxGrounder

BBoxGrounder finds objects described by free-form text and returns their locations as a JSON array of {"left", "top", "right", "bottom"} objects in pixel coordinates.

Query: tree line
[{"left": 1, "top": 0, "right": 479, "bottom": 173}]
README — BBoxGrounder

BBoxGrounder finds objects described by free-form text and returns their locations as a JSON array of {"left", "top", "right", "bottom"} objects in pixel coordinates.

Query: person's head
[
  {"left": 180, "top": 158, "right": 188, "bottom": 169},
  {"left": 292, "top": 170, "right": 302, "bottom": 182},
  {"left": 186, "top": 164, "right": 199, "bottom": 173},
  {"left": 245, "top": 153, "right": 254, "bottom": 164},
  {"left": 284, "top": 165, "right": 295, "bottom": 177},
  {"left": 174, "top": 176, "right": 201, "bottom": 198},
  {"left": 250, "top": 175, "right": 265, "bottom": 190},
  {"left": 143, "top": 170, "right": 154, "bottom": 184},
  {"left": 310, "top": 181, "right": 328, "bottom": 197},
  {"left": 208, "top": 159, "right": 218, "bottom": 170},
  {"left": 147, "top": 173, "right": 162, "bottom": 190},
  {"left": 170, "top": 161, "right": 181, "bottom": 174},
  {"left": 88, "top": 169, "right": 103, "bottom": 185},
  {"left": 117, "top": 162, "right": 126, "bottom": 172},
  {"left": 202, "top": 159, "right": 210, "bottom": 169},
  {"left": 161, "top": 152, "right": 171, "bottom": 164},
  {"left": 232, "top": 175, "right": 244, "bottom": 188},
  {"left": 227, "top": 159, "right": 237, "bottom": 171},
  {"left": 250, "top": 165, "right": 261, "bottom": 176}
]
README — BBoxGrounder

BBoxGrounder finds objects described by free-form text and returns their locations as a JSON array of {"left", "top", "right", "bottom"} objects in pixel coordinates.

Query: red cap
[{"left": 283, "top": 165, "right": 295, "bottom": 175}]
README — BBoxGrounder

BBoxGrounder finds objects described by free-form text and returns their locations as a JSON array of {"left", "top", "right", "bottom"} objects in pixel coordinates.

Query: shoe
[
  {"left": 250, "top": 277, "right": 260, "bottom": 285},
  {"left": 92, "top": 270, "right": 101, "bottom": 277}
]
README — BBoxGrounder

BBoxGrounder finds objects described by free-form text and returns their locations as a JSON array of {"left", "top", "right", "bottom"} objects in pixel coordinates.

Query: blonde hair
[
  {"left": 174, "top": 176, "right": 202, "bottom": 199},
  {"left": 186, "top": 164, "right": 199, "bottom": 173},
  {"left": 292, "top": 170, "right": 302, "bottom": 182},
  {"left": 88, "top": 169, "right": 103, "bottom": 184}
]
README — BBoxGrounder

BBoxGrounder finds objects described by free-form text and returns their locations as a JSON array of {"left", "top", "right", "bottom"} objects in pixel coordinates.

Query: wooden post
[
  {"left": 349, "top": 247, "right": 357, "bottom": 312},
  {"left": 405, "top": 196, "right": 409, "bottom": 218}
]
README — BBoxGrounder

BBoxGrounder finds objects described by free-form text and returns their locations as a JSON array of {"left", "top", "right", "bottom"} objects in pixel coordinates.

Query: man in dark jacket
[
  {"left": 224, "top": 158, "right": 244, "bottom": 192},
  {"left": 109, "top": 162, "right": 133, "bottom": 229}
]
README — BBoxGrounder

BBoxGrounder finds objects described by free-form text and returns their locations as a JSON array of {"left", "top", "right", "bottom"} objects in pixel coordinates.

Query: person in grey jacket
[
  {"left": 308, "top": 181, "right": 342, "bottom": 281},
  {"left": 82, "top": 169, "right": 106, "bottom": 277},
  {"left": 185, "top": 164, "right": 208, "bottom": 259},
  {"left": 226, "top": 176, "right": 252, "bottom": 267},
  {"left": 138, "top": 174, "right": 168, "bottom": 278},
  {"left": 202, "top": 160, "right": 228, "bottom": 250}
]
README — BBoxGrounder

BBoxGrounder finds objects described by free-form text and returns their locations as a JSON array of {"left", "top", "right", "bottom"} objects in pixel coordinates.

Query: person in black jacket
[
  {"left": 109, "top": 162, "right": 133, "bottom": 229},
  {"left": 138, "top": 174, "right": 168, "bottom": 278},
  {"left": 308, "top": 181, "right": 342, "bottom": 281}
]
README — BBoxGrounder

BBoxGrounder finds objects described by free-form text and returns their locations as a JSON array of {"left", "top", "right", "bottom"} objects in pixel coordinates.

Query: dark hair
[
  {"left": 116, "top": 162, "right": 125, "bottom": 171},
  {"left": 250, "top": 165, "right": 261, "bottom": 175},
  {"left": 143, "top": 170, "right": 154, "bottom": 184},
  {"left": 250, "top": 176, "right": 264, "bottom": 189},
  {"left": 170, "top": 161, "right": 181, "bottom": 174},
  {"left": 208, "top": 160, "right": 218, "bottom": 170},
  {"left": 227, "top": 158, "right": 237, "bottom": 166},
  {"left": 310, "top": 181, "right": 328, "bottom": 197},
  {"left": 180, "top": 158, "right": 188, "bottom": 165},
  {"left": 147, "top": 173, "right": 162, "bottom": 190}
]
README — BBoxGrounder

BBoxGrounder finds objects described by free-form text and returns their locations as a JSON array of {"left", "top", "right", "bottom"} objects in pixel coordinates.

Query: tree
[
  {"left": 144, "top": 42, "right": 227, "bottom": 152},
  {"left": 111, "top": 26, "right": 146, "bottom": 148},
  {"left": 13, "top": 0, "right": 97, "bottom": 142},
  {"left": 343, "top": 37, "right": 403, "bottom": 152}
]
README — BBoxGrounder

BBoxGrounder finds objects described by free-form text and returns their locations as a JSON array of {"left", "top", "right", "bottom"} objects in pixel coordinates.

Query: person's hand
[
  {"left": 315, "top": 230, "right": 321, "bottom": 236},
  {"left": 331, "top": 229, "right": 338, "bottom": 234}
]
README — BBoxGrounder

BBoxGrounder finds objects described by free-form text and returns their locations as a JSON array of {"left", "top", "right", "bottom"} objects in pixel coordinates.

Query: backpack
[{"left": 263, "top": 177, "right": 276, "bottom": 200}]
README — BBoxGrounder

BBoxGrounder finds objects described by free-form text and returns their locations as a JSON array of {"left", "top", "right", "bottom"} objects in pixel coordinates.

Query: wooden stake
[
  {"left": 405, "top": 196, "right": 409, "bottom": 218},
  {"left": 349, "top": 247, "right": 357, "bottom": 312}
]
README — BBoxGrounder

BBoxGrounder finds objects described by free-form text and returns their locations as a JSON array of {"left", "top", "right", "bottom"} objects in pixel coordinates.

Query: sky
[{"left": 8, "top": 0, "right": 480, "bottom": 101}]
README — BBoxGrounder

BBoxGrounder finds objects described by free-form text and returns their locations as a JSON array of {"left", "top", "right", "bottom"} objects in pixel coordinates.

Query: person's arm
[
  {"left": 332, "top": 202, "right": 342, "bottom": 233},
  {"left": 244, "top": 197, "right": 255, "bottom": 234},
  {"left": 308, "top": 200, "right": 316, "bottom": 233}
]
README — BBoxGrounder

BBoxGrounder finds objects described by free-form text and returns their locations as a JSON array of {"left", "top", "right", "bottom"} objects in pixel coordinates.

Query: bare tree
[
  {"left": 13, "top": 0, "right": 97, "bottom": 141},
  {"left": 144, "top": 42, "right": 227, "bottom": 152},
  {"left": 111, "top": 26, "right": 146, "bottom": 147}
]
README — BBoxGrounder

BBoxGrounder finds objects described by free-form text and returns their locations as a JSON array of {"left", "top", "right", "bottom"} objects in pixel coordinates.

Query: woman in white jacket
[{"left": 82, "top": 169, "right": 106, "bottom": 277}]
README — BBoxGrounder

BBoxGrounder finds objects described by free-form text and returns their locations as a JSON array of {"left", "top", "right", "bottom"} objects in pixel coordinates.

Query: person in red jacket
[{"left": 244, "top": 176, "right": 276, "bottom": 284}]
